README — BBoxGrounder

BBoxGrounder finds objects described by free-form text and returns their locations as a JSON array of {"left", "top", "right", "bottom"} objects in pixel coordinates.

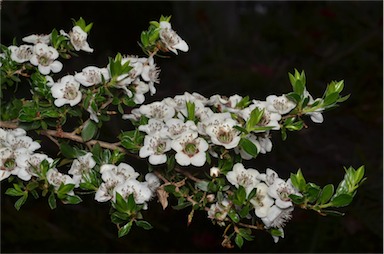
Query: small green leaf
[
  {"left": 14, "top": 193, "right": 28, "bottom": 211},
  {"left": 135, "top": 220, "right": 153, "bottom": 230},
  {"left": 48, "top": 191, "right": 57, "bottom": 209},
  {"left": 118, "top": 221, "right": 133, "bottom": 238},
  {"left": 5, "top": 188, "right": 24, "bottom": 196},
  {"left": 81, "top": 120, "right": 98, "bottom": 142},
  {"left": 228, "top": 208, "right": 240, "bottom": 223},
  {"left": 319, "top": 184, "right": 334, "bottom": 205},
  {"left": 239, "top": 138, "right": 258, "bottom": 158},
  {"left": 127, "top": 193, "right": 137, "bottom": 212},
  {"left": 235, "top": 234, "right": 244, "bottom": 248},
  {"left": 331, "top": 193, "right": 353, "bottom": 207},
  {"left": 195, "top": 181, "right": 209, "bottom": 192}
]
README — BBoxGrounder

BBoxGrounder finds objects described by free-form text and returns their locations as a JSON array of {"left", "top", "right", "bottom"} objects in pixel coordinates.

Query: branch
[
  {"left": 0, "top": 121, "right": 126, "bottom": 153},
  {"left": 174, "top": 167, "right": 202, "bottom": 183},
  {"left": 40, "top": 129, "right": 126, "bottom": 153}
]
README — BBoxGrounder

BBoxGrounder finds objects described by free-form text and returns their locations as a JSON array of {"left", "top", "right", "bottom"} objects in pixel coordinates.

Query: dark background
[{"left": 1, "top": 1, "right": 383, "bottom": 253}]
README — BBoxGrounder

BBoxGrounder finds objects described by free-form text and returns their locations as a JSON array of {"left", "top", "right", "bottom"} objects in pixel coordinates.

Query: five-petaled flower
[
  {"left": 51, "top": 75, "right": 82, "bottom": 107},
  {"left": 29, "top": 43, "right": 63, "bottom": 75},
  {"left": 159, "top": 21, "right": 189, "bottom": 55},
  {"left": 171, "top": 131, "right": 209, "bottom": 167}
]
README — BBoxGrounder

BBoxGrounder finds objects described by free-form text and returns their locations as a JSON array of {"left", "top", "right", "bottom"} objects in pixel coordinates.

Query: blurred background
[{"left": 1, "top": 1, "right": 382, "bottom": 253}]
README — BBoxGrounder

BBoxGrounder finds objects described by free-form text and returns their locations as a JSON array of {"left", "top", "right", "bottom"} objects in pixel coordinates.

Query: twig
[
  {"left": 40, "top": 129, "right": 126, "bottom": 153},
  {"left": 174, "top": 167, "right": 202, "bottom": 183}
]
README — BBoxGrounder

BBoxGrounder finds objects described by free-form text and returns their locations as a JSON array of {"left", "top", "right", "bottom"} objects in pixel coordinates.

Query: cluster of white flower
[
  {"left": 8, "top": 25, "right": 93, "bottom": 75},
  {"left": 0, "top": 128, "right": 76, "bottom": 190},
  {"left": 94, "top": 162, "right": 160, "bottom": 209},
  {"left": 208, "top": 163, "right": 300, "bottom": 243},
  {"left": 123, "top": 90, "right": 318, "bottom": 167}
]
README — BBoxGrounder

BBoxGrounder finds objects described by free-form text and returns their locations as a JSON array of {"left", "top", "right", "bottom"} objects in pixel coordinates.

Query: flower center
[
  {"left": 64, "top": 85, "right": 79, "bottom": 100},
  {"left": 17, "top": 47, "right": 33, "bottom": 60},
  {"left": 217, "top": 128, "right": 234, "bottom": 144},
  {"left": 3, "top": 158, "right": 16, "bottom": 170},
  {"left": 183, "top": 142, "right": 198, "bottom": 157}
]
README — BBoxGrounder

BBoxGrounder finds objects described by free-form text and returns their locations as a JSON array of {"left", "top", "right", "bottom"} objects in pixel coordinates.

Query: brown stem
[
  {"left": 40, "top": 129, "right": 126, "bottom": 153},
  {"left": 174, "top": 167, "right": 202, "bottom": 183}
]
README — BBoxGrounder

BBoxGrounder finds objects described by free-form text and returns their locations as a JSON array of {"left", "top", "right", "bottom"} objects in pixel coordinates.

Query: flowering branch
[{"left": 0, "top": 15, "right": 365, "bottom": 250}]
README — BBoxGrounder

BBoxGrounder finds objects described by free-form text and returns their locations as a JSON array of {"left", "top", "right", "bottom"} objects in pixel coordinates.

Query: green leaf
[
  {"left": 171, "top": 201, "right": 192, "bottom": 210},
  {"left": 111, "top": 211, "right": 130, "bottom": 224},
  {"left": 114, "top": 192, "right": 129, "bottom": 212},
  {"left": 14, "top": 193, "right": 28, "bottom": 211},
  {"left": 135, "top": 220, "right": 153, "bottom": 230},
  {"left": 127, "top": 193, "right": 137, "bottom": 212},
  {"left": 118, "top": 221, "right": 133, "bottom": 238},
  {"left": 228, "top": 208, "right": 240, "bottom": 223},
  {"left": 289, "top": 194, "right": 305, "bottom": 204},
  {"left": 63, "top": 195, "right": 82, "bottom": 204},
  {"left": 246, "top": 107, "right": 264, "bottom": 131},
  {"left": 48, "top": 191, "right": 57, "bottom": 209},
  {"left": 321, "top": 209, "right": 345, "bottom": 216},
  {"left": 186, "top": 101, "right": 195, "bottom": 121},
  {"left": 57, "top": 183, "right": 75, "bottom": 196},
  {"left": 290, "top": 169, "right": 306, "bottom": 192},
  {"left": 60, "top": 142, "right": 77, "bottom": 159},
  {"left": 306, "top": 183, "right": 321, "bottom": 202},
  {"left": 235, "top": 234, "right": 244, "bottom": 248},
  {"left": 5, "top": 188, "right": 24, "bottom": 196},
  {"left": 195, "top": 181, "right": 209, "bottom": 192},
  {"left": 81, "top": 120, "right": 98, "bottom": 142},
  {"left": 331, "top": 193, "right": 353, "bottom": 207},
  {"left": 235, "top": 185, "right": 247, "bottom": 205},
  {"left": 239, "top": 138, "right": 258, "bottom": 157},
  {"left": 319, "top": 184, "right": 334, "bottom": 205}
]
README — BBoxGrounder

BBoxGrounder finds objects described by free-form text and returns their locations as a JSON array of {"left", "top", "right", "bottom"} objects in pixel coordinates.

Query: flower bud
[{"left": 210, "top": 167, "right": 221, "bottom": 178}]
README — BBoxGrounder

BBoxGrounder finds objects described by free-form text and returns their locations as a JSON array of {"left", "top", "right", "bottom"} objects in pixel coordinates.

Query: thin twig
[{"left": 174, "top": 167, "right": 202, "bottom": 183}]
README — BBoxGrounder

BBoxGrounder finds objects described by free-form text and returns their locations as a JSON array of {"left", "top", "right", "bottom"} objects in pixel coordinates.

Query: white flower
[
  {"left": 132, "top": 80, "right": 150, "bottom": 104},
  {"left": 141, "top": 56, "right": 160, "bottom": 95},
  {"left": 208, "top": 94, "right": 243, "bottom": 113},
  {"left": 205, "top": 117, "right": 241, "bottom": 149},
  {"left": 74, "top": 66, "right": 110, "bottom": 87},
  {"left": 114, "top": 178, "right": 152, "bottom": 205},
  {"left": 304, "top": 89, "right": 324, "bottom": 123},
  {"left": 138, "top": 118, "right": 166, "bottom": 136},
  {"left": 226, "top": 163, "right": 260, "bottom": 196},
  {"left": 261, "top": 205, "right": 294, "bottom": 229},
  {"left": 250, "top": 182, "right": 274, "bottom": 218},
  {"left": 51, "top": 75, "right": 82, "bottom": 107},
  {"left": 162, "top": 119, "right": 197, "bottom": 139},
  {"left": 258, "top": 134, "right": 273, "bottom": 154},
  {"left": 64, "top": 26, "right": 93, "bottom": 52},
  {"left": 46, "top": 168, "right": 76, "bottom": 195},
  {"left": 207, "top": 198, "right": 231, "bottom": 224},
  {"left": 68, "top": 152, "right": 96, "bottom": 187},
  {"left": 159, "top": 21, "right": 189, "bottom": 54},
  {"left": 171, "top": 131, "right": 209, "bottom": 167},
  {"left": 8, "top": 45, "right": 34, "bottom": 63},
  {"left": 266, "top": 95, "right": 296, "bottom": 115},
  {"left": 257, "top": 168, "right": 279, "bottom": 186},
  {"left": 30, "top": 43, "right": 63, "bottom": 75},
  {"left": 0, "top": 148, "right": 14, "bottom": 181},
  {"left": 95, "top": 163, "right": 140, "bottom": 202},
  {"left": 139, "top": 134, "right": 171, "bottom": 165},
  {"left": 15, "top": 153, "right": 53, "bottom": 181},
  {"left": 139, "top": 101, "right": 175, "bottom": 121},
  {"left": 22, "top": 34, "right": 51, "bottom": 44},
  {"left": 144, "top": 173, "right": 161, "bottom": 197},
  {"left": 268, "top": 178, "right": 298, "bottom": 209}
]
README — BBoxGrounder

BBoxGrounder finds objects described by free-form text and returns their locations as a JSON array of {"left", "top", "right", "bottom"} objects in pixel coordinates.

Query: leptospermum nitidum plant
[{"left": 0, "top": 16, "right": 366, "bottom": 248}]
